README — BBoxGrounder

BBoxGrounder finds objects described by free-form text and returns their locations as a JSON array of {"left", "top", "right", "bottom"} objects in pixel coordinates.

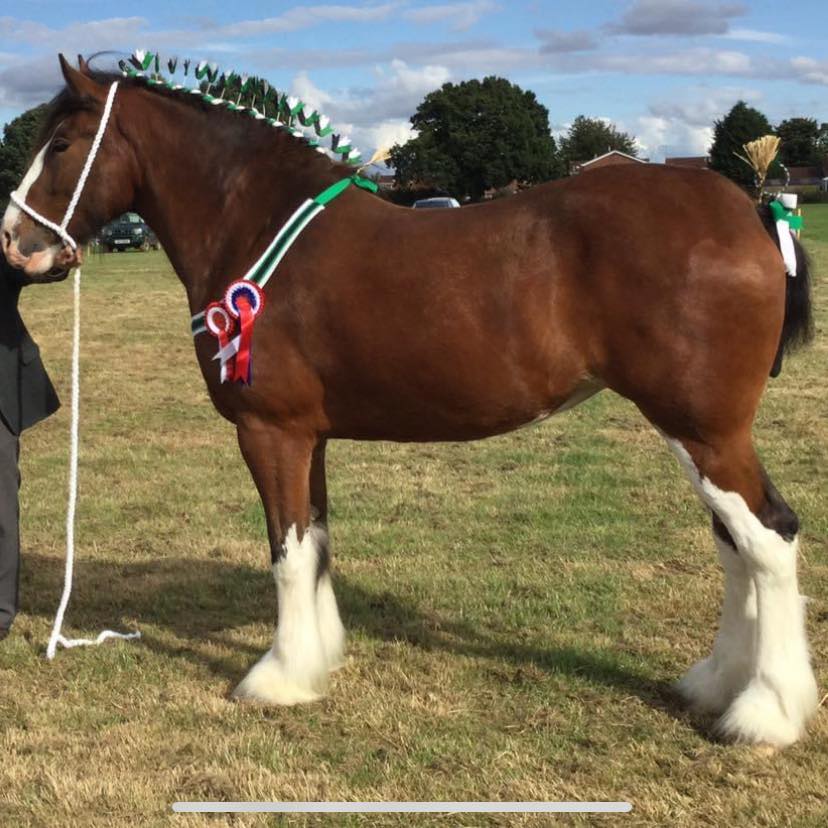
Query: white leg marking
[
  {"left": 309, "top": 524, "right": 346, "bottom": 671},
  {"left": 234, "top": 525, "right": 329, "bottom": 705},
  {"left": 676, "top": 534, "right": 757, "bottom": 713},
  {"left": 316, "top": 570, "right": 347, "bottom": 671},
  {"left": 665, "top": 437, "right": 819, "bottom": 746},
  {"left": 716, "top": 532, "right": 818, "bottom": 747}
]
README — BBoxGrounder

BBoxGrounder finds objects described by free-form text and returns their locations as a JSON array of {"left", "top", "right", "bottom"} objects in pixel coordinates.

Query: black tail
[{"left": 758, "top": 205, "right": 815, "bottom": 378}]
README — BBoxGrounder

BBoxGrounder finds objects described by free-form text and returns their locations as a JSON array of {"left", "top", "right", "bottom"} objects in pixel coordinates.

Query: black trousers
[{"left": 0, "top": 419, "right": 20, "bottom": 630}]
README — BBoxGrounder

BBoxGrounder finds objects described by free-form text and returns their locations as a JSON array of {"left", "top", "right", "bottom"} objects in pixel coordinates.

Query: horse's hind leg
[
  {"left": 675, "top": 527, "right": 757, "bottom": 715},
  {"left": 662, "top": 430, "right": 819, "bottom": 746}
]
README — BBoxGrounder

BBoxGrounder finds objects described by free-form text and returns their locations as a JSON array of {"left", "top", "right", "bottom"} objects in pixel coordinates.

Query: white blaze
[{"left": 2, "top": 142, "right": 49, "bottom": 237}]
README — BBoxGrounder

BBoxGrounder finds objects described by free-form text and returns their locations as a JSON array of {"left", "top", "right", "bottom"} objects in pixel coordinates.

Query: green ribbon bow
[
  {"left": 314, "top": 175, "right": 378, "bottom": 206},
  {"left": 769, "top": 199, "right": 803, "bottom": 231}
]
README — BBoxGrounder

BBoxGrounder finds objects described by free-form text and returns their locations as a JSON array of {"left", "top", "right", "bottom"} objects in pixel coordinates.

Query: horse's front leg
[
  {"left": 232, "top": 420, "right": 331, "bottom": 705},
  {"left": 309, "top": 439, "right": 347, "bottom": 671}
]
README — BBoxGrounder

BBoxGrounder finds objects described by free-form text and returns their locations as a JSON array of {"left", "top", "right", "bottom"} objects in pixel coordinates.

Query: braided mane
[
  {"left": 118, "top": 50, "right": 362, "bottom": 165},
  {"left": 40, "top": 50, "right": 362, "bottom": 173}
]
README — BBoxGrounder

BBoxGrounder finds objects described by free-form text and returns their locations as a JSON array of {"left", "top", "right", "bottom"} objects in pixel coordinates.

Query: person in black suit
[{"left": 0, "top": 256, "right": 60, "bottom": 640}]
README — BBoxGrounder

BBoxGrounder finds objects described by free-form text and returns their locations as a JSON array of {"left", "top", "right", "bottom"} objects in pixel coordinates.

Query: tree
[
  {"left": 775, "top": 117, "right": 820, "bottom": 167},
  {"left": 816, "top": 122, "right": 828, "bottom": 172},
  {"left": 0, "top": 104, "right": 47, "bottom": 209},
  {"left": 558, "top": 115, "right": 638, "bottom": 170},
  {"left": 708, "top": 101, "right": 780, "bottom": 189},
  {"left": 389, "top": 76, "right": 562, "bottom": 202}
]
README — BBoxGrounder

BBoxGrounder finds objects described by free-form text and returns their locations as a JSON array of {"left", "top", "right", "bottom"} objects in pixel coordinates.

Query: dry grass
[{"left": 1, "top": 206, "right": 826, "bottom": 827}]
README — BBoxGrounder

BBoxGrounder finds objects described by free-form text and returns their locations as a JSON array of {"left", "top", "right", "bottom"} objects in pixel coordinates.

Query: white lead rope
[{"left": 46, "top": 268, "right": 140, "bottom": 659}]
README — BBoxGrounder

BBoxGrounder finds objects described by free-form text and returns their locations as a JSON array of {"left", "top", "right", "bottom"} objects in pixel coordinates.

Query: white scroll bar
[{"left": 172, "top": 802, "right": 632, "bottom": 814}]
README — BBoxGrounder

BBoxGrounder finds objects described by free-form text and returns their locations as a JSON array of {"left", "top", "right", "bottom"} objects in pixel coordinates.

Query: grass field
[{"left": 1, "top": 205, "right": 826, "bottom": 827}]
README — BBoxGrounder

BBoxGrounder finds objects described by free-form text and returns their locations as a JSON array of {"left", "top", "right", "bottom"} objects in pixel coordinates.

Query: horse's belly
[{"left": 324, "top": 373, "right": 602, "bottom": 442}]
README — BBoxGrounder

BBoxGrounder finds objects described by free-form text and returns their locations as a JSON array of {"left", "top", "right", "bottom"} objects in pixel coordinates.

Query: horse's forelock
[{"left": 36, "top": 87, "right": 103, "bottom": 150}]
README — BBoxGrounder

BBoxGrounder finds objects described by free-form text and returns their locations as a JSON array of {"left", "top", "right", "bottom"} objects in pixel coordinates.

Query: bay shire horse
[{"left": 2, "top": 57, "right": 819, "bottom": 747}]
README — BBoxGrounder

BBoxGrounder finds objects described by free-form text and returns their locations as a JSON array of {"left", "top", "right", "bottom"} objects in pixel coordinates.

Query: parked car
[
  {"left": 99, "top": 212, "right": 159, "bottom": 251},
  {"left": 412, "top": 197, "right": 461, "bottom": 209}
]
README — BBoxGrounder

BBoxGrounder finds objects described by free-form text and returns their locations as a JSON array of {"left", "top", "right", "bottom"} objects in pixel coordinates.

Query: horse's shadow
[{"left": 20, "top": 549, "right": 688, "bottom": 725}]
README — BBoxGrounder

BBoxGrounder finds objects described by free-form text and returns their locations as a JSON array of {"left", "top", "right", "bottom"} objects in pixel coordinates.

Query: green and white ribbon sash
[{"left": 191, "top": 174, "right": 378, "bottom": 336}]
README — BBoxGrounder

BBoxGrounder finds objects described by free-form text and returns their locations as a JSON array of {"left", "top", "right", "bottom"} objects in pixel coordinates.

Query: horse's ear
[
  {"left": 77, "top": 54, "right": 90, "bottom": 74},
  {"left": 58, "top": 53, "right": 102, "bottom": 99}
]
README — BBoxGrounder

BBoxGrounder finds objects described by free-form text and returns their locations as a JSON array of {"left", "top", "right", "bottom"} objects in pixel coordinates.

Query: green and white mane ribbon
[{"left": 121, "top": 49, "right": 362, "bottom": 165}]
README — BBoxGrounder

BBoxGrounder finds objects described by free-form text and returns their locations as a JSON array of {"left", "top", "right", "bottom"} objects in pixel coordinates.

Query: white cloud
[
  {"left": 565, "top": 47, "right": 753, "bottom": 76},
  {"left": 633, "top": 85, "right": 764, "bottom": 159},
  {"left": 291, "top": 70, "right": 334, "bottom": 113},
  {"left": 536, "top": 29, "right": 599, "bottom": 53},
  {"left": 0, "top": 16, "right": 147, "bottom": 51},
  {"left": 357, "top": 118, "right": 416, "bottom": 153},
  {"left": 790, "top": 56, "right": 828, "bottom": 86},
  {"left": 722, "top": 28, "right": 792, "bottom": 45},
  {"left": 634, "top": 114, "right": 713, "bottom": 160},
  {"left": 648, "top": 84, "right": 762, "bottom": 126},
  {"left": 216, "top": 3, "right": 401, "bottom": 37},
  {"left": 289, "top": 60, "right": 451, "bottom": 154},
  {"left": 609, "top": 0, "right": 746, "bottom": 36},
  {"left": 402, "top": 1, "right": 497, "bottom": 31},
  {"left": 0, "top": 55, "right": 65, "bottom": 108}
]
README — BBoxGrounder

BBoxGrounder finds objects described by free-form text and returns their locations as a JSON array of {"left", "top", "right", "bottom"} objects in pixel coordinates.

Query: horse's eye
[{"left": 52, "top": 138, "right": 70, "bottom": 153}]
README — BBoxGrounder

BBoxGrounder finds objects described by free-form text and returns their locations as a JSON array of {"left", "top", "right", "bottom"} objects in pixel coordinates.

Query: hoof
[
  {"left": 232, "top": 650, "right": 327, "bottom": 706},
  {"left": 675, "top": 656, "right": 747, "bottom": 715},
  {"left": 716, "top": 675, "right": 819, "bottom": 747}
]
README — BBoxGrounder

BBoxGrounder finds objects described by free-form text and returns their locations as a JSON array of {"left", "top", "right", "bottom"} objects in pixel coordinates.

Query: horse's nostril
[
  {"left": 2, "top": 230, "right": 11, "bottom": 252},
  {"left": 18, "top": 238, "right": 46, "bottom": 257}
]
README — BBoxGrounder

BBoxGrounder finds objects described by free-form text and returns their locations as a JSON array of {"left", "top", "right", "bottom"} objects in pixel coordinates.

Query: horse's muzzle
[{"left": 2, "top": 235, "right": 79, "bottom": 282}]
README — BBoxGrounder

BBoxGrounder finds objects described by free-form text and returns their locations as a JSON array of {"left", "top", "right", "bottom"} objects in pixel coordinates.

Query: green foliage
[
  {"left": 817, "top": 122, "right": 828, "bottom": 167},
  {"left": 559, "top": 115, "right": 638, "bottom": 169},
  {"left": 0, "top": 105, "right": 47, "bottom": 208},
  {"left": 709, "top": 100, "right": 781, "bottom": 189},
  {"left": 776, "top": 117, "right": 821, "bottom": 167},
  {"left": 389, "top": 76, "right": 563, "bottom": 201}
]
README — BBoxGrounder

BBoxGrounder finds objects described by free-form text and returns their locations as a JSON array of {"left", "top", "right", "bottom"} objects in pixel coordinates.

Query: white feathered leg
[
  {"left": 665, "top": 436, "right": 819, "bottom": 746},
  {"left": 676, "top": 534, "right": 757, "bottom": 714},
  {"left": 309, "top": 524, "right": 346, "bottom": 671},
  {"left": 234, "top": 525, "right": 329, "bottom": 705},
  {"left": 716, "top": 531, "right": 818, "bottom": 746}
]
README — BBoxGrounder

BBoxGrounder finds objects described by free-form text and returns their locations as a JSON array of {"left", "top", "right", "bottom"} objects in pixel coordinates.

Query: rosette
[
  {"left": 224, "top": 280, "right": 265, "bottom": 384},
  {"left": 205, "top": 301, "right": 237, "bottom": 383}
]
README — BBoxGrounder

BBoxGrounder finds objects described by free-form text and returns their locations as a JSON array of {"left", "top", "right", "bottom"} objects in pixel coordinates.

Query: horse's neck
[{"left": 126, "top": 90, "right": 340, "bottom": 313}]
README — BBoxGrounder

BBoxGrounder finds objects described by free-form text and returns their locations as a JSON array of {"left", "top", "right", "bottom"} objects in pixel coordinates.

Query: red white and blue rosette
[
  {"left": 204, "top": 301, "right": 237, "bottom": 383},
  {"left": 223, "top": 280, "right": 265, "bottom": 385}
]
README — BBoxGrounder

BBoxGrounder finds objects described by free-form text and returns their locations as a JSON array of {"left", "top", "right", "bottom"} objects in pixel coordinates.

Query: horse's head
[{"left": 2, "top": 56, "right": 137, "bottom": 282}]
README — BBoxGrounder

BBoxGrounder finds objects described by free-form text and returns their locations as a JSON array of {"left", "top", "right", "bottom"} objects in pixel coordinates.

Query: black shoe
[{"left": 0, "top": 628, "right": 9, "bottom": 642}]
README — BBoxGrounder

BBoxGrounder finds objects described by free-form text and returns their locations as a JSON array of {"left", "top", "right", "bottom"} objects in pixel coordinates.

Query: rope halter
[{"left": 9, "top": 81, "right": 119, "bottom": 251}]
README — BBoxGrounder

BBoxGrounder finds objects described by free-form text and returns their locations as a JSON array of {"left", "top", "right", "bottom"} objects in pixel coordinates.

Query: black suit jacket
[{"left": 0, "top": 259, "right": 60, "bottom": 435}]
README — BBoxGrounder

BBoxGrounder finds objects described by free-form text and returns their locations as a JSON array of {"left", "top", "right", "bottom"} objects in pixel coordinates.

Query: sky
[{"left": 1, "top": 1, "right": 826, "bottom": 162}]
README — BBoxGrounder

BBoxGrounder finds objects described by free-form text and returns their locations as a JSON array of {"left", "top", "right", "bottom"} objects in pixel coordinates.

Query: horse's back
[{"left": 264, "top": 164, "right": 785, "bottom": 440}]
